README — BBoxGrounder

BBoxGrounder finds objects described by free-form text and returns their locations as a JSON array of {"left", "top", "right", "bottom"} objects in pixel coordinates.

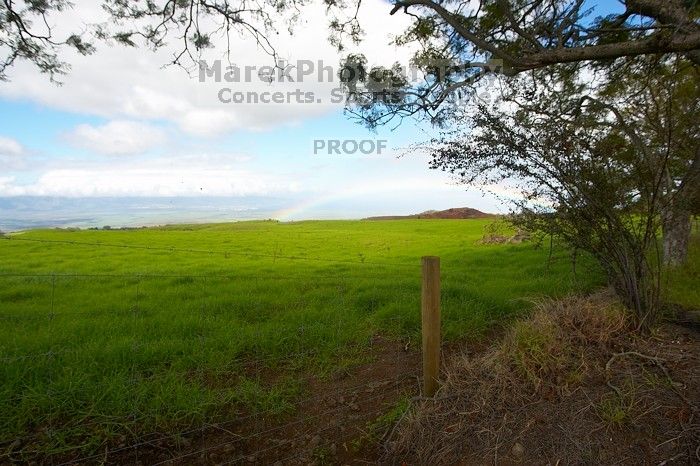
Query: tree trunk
[{"left": 662, "top": 204, "right": 692, "bottom": 266}]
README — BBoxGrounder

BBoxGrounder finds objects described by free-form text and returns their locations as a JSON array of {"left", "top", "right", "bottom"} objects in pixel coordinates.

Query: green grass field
[{"left": 0, "top": 219, "right": 605, "bottom": 457}]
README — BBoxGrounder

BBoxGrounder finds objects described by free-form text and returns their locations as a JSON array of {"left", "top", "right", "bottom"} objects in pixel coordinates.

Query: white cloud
[
  {"left": 0, "top": 136, "right": 24, "bottom": 157},
  {"left": 0, "top": 136, "right": 27, "bottom": 171},
  {"left": 0, "top": 0, "right": 414, "bottom": 136},
  {"left": 65, "top": 120, "right": 167, "bottom": 156},
  {"left": 177, "top": 110, "right": 241, "bottom": 137},
  {"left": 0, "top": 153, "right": 297, "bottom": 197}
]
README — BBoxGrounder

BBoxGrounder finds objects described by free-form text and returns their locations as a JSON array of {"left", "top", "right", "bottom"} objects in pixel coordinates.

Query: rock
[
  {"left": 309, "top": 435, "right": 321, "bottom": 448},
  {"left": 511, "top": 442, "right": 525, "bottom": 457},
  {"left": 222, "top": 444, "right": 236, "bottom": 453}
]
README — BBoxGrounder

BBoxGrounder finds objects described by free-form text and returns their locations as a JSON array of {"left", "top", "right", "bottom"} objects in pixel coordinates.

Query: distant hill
[{"left": 364, "top": 207, "right": 496, "bottom": 220}]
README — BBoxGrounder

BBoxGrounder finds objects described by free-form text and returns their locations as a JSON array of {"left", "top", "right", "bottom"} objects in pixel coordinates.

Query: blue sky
[{"left": 0, "top": 0, "right": 623, "bottom": 227}]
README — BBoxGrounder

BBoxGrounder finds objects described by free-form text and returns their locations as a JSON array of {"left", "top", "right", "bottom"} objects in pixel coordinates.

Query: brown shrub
[{"left": 384, "top": 291, "right": 699, "bottom": 465}]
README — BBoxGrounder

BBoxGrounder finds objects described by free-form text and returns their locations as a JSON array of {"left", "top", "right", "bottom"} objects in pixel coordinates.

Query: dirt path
[{"left": 102, "top": 338, "right": 422, "bottom": 465}]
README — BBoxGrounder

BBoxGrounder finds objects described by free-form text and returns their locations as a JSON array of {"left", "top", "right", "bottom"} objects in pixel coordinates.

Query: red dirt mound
[{"left": 365, "top": 207, "right": 496, "bottom": 220}]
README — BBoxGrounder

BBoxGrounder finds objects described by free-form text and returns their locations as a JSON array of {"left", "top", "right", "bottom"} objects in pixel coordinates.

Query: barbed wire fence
[{"left": 0, "top": 235, "right": 440, "bottom": 465}]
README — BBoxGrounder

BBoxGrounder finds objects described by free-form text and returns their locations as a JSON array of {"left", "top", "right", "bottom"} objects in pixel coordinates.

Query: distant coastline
[
  {"left": 0, "top": 196, "right": 278, "bottom": 232},
  {"left": 0, "top": 197, "right": 499, "bottom": 232}
]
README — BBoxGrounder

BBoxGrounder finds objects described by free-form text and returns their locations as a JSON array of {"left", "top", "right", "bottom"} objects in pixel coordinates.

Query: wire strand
[{"left": 1, "top": 236, "right": 417, "bottom": 269}]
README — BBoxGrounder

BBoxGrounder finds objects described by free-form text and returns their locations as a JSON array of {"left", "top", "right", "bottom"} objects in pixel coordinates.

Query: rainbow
[
  {"left": 273, "top": 179, "right": 464, "bottom": 221},
  {"left": 273, "top": 185, "right": 370, "bottom": 221}
]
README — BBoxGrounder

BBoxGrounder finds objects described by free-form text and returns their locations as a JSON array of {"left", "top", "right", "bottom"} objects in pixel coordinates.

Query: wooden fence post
[{"left": 421, "top": 256, "right": 441, "bottom": 397}]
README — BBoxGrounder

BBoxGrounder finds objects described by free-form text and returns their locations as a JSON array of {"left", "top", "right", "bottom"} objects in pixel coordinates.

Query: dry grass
[{"left": 385, "top": 291, "right": 700, "bottom": 465}]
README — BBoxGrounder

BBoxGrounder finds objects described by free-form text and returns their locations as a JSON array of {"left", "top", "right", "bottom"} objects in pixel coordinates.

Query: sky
[{"left": 0, "top": 0, "right": 621, "bottom": 229}]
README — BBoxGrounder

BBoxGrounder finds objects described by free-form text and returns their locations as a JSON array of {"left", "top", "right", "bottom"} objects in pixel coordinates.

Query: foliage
[
  {"left": 0, "top": 0, "right": 310, "bottom": 81},
  {"left": 0, "top": 0, "right": 95, "bottom": 81},
  {"left": 3, "top": 0, "right": 699, "bottom": 87},
  {"left": 341, "top": 0, "right": 700, "bottom": 127},
  {"left": 425, "top": 59, "right": 698, "bottom": 327},
  {"left": 598, "top": 56, "right": 700, "bottom": 266}
]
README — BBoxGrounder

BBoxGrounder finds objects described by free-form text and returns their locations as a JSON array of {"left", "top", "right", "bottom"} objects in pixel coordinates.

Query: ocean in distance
[{"left": 0, "top": 197, "right": 288, "bottom": 232}]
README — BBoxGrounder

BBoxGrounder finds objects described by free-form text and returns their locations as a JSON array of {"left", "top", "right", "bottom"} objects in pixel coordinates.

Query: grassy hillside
[{"left": 0, "top": 219, "right": 603, "bottom": 458}]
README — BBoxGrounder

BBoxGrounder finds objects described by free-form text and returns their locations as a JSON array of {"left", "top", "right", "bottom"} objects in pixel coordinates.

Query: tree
[
  {"left": 0, "top": 0, "right": 95, "bottom": 81},
  {"left": 597, "top": 57, "right": 700, "bottom": 266},
  {"left": 2, "top": 0, "right": 699, "bottom": 84},
  {"left": 0, "top": 0, "right": 310, "bottom": 82},
  {"left": 336, "top": 0, "right": 699, "bottom": 265},
  {"left": 341, "top": 0, "right": 700, "bottom": 127},
  {"left": 424, "top": 62, "right": 694, "bottom": 328}
]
